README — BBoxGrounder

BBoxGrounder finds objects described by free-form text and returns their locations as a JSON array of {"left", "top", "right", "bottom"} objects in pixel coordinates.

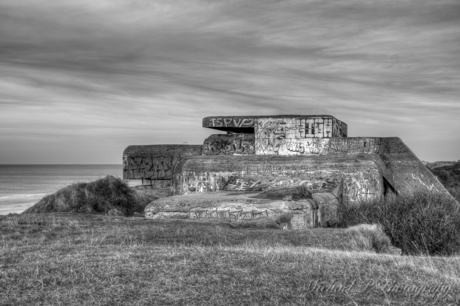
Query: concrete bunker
[{"left": 123, "top": 115, "right": 450, "bottom": 229}]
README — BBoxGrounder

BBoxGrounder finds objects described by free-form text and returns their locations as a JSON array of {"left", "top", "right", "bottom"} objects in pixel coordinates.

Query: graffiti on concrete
[
  {"left": 284, "top": 138, "right": 330, "bottom": 155},
  {"left": 203, "top": 117, "right": 255, "bottom": 128},
  {"left": 124, "top": 156, "right": 174, "bottom": 179},
  {"left": 255, "top": 117, "right": 336, "bottom": 141},
  {"left": 182, "top": 172, "right": 226, "bottom": 193},
  {"left": 255, "top": 119, "right": 288, "bottom": 154},
  {"left": 343, "top": 170, "right": 382, "bottom": 204},
  {"left": 203, "top": 134, "right": 255, "bottom": 155},
  {"left": 180, "top": 167, "right": 382, "bottom": 205},
  {"left": 202, "top": 116, "right": 347, "bottom": 138},
  {"left": 255, "top": 118, "right": 333, "bottom": 155},
  {"left": 330, "top": 138, "right": 381, "bottom": 154},
  {"left": 203, "top": 136, "right": 384, "bottom": 156},
  {"left": 224, "top": 177, "right": 262, "bottom": 191},
  {"left": 123, "top": 145, "right": 202, "bottom": 181},
  {"left": 127, "top": 114, "right": 454, "bottom": 220},
  {"left": 333, "top": 120, "right": 347, "bottom": 138},
  {"left": 253, "top": 118, "right": 369, "bottom": 156},
  {"left": 182, "top": 172, "right": 263, "bottom": 193},
  {"left": 411, "top": 174, "right": 439, "bottom": 192},
  {"left": 189, "top": 207, "right": 269, "bottom": 220},
  {"left": 255, "top": 137, "right": 383, "bottom": 156}
]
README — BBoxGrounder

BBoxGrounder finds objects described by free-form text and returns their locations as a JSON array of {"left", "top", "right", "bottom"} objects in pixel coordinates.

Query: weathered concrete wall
[
  {"left": 122, "top": 138, "right": 450, "bottom": 201},
  {"left": 365, "top": 138, "right": 448, "bottom": 197},
  {"left": 255, "top": 137, "right": 383, "bottom": 156},
  {"left": 169, "top": 137, "right": 450, "bottom": 200},
  {"left": 124, "top": 114, "right": 455, "bottom": 230},
  {"left": 203, "top": 134, "right": 255, "bottom": 155},
  {"left": 202, "top": 115, "right": 347, "bottom": 136},
  {"left": 256, "top": 117, "right": 340, "bottom": 145},
  {"left": 318, "top": 137, "right": 449, "bottom": 197},
  {"left": 174, "top": 156, "right": 384, "bottom": 205},
  {"left": 123, "top": 114, "right": 452, "bottom": 207},
  {"left": 123, "top": 145, "right": 202, "bottom": 180},
  {"left": 144, "top": 191, "right": 338, "bottom": 229},
  {"left": 202, "top": 116, "right": 256, "bottom": 132}
]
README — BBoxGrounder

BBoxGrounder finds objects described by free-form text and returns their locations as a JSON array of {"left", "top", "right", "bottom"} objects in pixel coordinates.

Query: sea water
[{"left": 0, "top": 164, "right": 123, "bottom": 215}]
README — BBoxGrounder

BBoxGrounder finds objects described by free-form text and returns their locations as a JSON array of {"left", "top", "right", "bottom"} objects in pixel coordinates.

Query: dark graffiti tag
[
  {"left": 124, "top": 156, "right": 174, "bottom": 179},
  {"left": 329, "top": 138, "right": 381, "bottom": 154},
  {"left": 203, "top": 117, "right": 255, "bottom": 128},
  {"left": 189, "top": 207, "right": 269, "bottom": 220},
  {"left": 203, "top": 135, "right": 255, "bottom": 155}
]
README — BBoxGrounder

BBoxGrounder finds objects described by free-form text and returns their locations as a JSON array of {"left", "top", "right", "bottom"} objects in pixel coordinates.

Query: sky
[{"left": 1, "top": 0, "right": 459, "bottom": 164}]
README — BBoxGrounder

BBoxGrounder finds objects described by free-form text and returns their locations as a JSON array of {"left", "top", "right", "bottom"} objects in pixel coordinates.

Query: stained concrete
[
  {"left": 202, "top": 115, "right": 347, "bottom": 136},
  {"left": 144, "top": 191, "right": 337, "bottom": 229},
  {"left": 175, "top": 156, "right": 383, "bottom": 206},
  {"left": 203, "top": 133, "right": 255, "bottom": 155},
  {"left": 123, "top": 115, "right": 454, "bottom": 229},
  {"left": 123, "top": 144, "right": 201, "bottom": 180}
]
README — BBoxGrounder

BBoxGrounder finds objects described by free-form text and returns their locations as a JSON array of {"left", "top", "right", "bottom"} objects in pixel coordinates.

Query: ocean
[{"left": 0, "top": 164, "right": 124, "bottom": 215}]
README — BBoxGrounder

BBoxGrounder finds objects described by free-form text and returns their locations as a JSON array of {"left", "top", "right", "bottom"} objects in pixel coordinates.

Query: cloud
[{"left": 0, "top": 0, "right": 459, "bottom": 163}]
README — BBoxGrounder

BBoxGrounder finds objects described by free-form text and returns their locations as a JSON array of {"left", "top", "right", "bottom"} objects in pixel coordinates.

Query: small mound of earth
[{"left": 23, "top": 175, "right": 137, "bottom": 216}]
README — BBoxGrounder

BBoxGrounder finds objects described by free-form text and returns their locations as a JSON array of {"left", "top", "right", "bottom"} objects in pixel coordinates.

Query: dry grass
[
  {"left": 1, "top": 214, "right": 459, "bottom": 305},
  {"left": 346, "top": 223, "right": 392, "bottom": 253},
  {"left": 338, "top": 191, "right": 460, "bottom": 255}
]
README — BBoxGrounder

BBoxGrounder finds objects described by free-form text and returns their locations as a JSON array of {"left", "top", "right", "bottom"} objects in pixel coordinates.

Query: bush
[
  {"left": 431, "top": 166, "right": 460, "bottom": 189},
  {"left": 338, "top": 192, "right": 460, "bottom": 256},
  {"left": 84, "top": 176, "right": 136, "bottom": 215},
  {"left": 345, "top": 224, "right": 391, "bottom": 253},
  {"left": 446, "top": 187, "right": 460, "bottom": 203},
  {"left": 23, "top": 176, "right": 138, "bottom": 216},
  {"left": 430, "top": 164, "right": 460, "bottom": 202}
]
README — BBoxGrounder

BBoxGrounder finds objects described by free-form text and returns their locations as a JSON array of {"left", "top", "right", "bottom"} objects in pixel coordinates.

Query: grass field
[{"left": 1, "top": 214, "right": 459, "bottom": 305}]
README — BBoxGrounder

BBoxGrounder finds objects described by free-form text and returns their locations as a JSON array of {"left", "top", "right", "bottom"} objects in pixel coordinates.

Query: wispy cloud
[{"left": 1, "top": 0, "right": 459, "bottom": 163}]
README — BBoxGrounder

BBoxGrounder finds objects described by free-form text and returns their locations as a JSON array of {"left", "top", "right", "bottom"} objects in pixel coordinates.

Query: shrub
[
  {"left": 431, "top": 166, "right": 460, "bottom": 189},
  {"left": 345, "top": 223, "right": 391, "bottom": 253},
  {"left": 23, "top": 176, "right": 138, "bottom": 216},
  {"left": 338, "top": 192, "right": 460, "bottom": 256},
  {"left": 84, "top": 176, "right": 136, "bottom": 215},
  {"left": 446, "top": 187, "right": 460, "bottom": 203},
  {"left": 430, "top": 164, "right": 460, "bottom": 202}
]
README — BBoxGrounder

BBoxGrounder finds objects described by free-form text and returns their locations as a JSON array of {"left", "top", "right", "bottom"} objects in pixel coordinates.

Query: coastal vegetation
[
  {"left": 338, "top": 191, "right": 460, "bottom": 256},
  {"left": 344, "top": 223, "right": 392, "bottom": 253},
  {"left": 22, "top": 176, "right": 157, "bottom": 216},
  {"left": 1, "top": 213, "right": 459, "bottom": 305},
  {"left": 429, "top": 161, "right": 460, "bottom": 202}
]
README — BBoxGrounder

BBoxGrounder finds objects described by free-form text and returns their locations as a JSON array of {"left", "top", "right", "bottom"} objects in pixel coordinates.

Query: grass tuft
[
  {"left": 345, "top": 223, "right": 392, "bottom": 253},
  {"left": 338, "top": 191, "right": 460, "bottom": 255}
]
